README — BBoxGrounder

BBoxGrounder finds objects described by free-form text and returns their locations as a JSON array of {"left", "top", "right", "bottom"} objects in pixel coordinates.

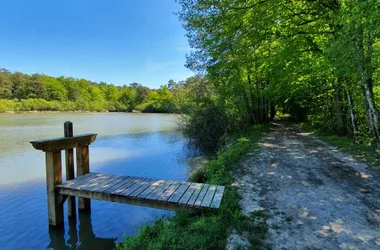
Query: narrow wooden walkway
[
  {"left": 57, "top": 173, "right": 224, "bottom": 210},
  {"left": 30, "top": 122, "right": 226, "bottom": 227}
]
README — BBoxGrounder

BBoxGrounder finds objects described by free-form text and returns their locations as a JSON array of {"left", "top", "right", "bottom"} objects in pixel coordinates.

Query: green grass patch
[
  {"left": 115, "top": 125, "right": 269, "bottom": 250},
  {"left": 301, "top": 123, "right": 380, "bottom": 168}
]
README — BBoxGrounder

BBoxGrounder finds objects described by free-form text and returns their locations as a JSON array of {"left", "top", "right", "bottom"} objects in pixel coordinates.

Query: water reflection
[
  {"left": 0, "top": 113, "right": 198, "bottom": 250},
  {"left": 48, "top": 212, "right": 116, "bottom": 250}
]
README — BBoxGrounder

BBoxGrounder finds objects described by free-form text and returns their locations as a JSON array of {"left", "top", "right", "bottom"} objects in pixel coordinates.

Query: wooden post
[
  {"left": 76, "top": 145, "right": 91, "bottom": 210},
  {"left": 46, "top": 151, "right": 64, "bottom": 226},
  {"left": 64, "top": 121, "right": 76, "bottom": 219}
]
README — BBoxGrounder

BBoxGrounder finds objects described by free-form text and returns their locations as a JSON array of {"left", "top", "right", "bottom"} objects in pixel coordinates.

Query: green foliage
[
  {"left": 179, "top": 75, "right": 246, "bottom": 152},
  {"left": 135, "top": 85, "right": 180, "bottom": 113},
  {"left": 0, "top": 99, "right": 17, "bottom": 112},
  {"left": 181, "top": 98, "right": 230, "bottom": 152},
  {"left": 189, "top": 165, "right": 207, "bottom": 183},
  {"left": 0, "top": 69, "right": 189, "bottom": 113},
  {"left": 178, "top": 0, "right": 380, "bottom": 147},
  {"left": 116, "top": 125, "right": 268, "bottom": 250}
]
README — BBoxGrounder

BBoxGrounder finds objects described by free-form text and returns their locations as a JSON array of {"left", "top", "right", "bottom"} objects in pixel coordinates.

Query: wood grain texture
[
  {"left": 137, "top": 180, "right": 163, "bottom": 198},
  {"left": 167, "top": 183, "right": 190, "bottom": 203},
  {"left": 201, "top": 185, "right": 217, "bottom": 207},
  {"left": 194, "top": 184, "right": 210, "bottom": 207},
  {"left": 76, "top": 145, "right": 90, "bottom": 210},
  {"left": 30, "top": 133, "right": 97, "bottom": 152},
  {"left": 210, "top": 186, "right": 225, "bottom": 208},
  {"left": 129, "top": 179, "right": 156, "bottom": 198},
  {"left": 56, "top": 173, "right": 225, "bottom": 210},
  {"left": 178, "top": 183, "right": 199, "bottom": 205},
  {"left": 145, "top": 181, "right": 173, "bottom": 200},
  {"left": 186, "top": 183, "right": 204, "bottom": 206},
  {"left": 103, "top": 176, "right": 133, "bottom": 194},
  {"left": 64, "top": 121, "right": 76, "bottom": 219},
  {"left": 45, "top": 151, "right": 63, "bottom": 226},
  {"left": 156, "top": 181, "right": 182, "bottom": 202}
]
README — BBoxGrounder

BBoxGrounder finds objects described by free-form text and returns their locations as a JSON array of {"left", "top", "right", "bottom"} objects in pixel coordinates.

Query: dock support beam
[
  {"left": 64, "top": 121, "right": 76, "bottom": 219},
  {"left": 45, "top": 151, "right": 64, "bottom": 227},
  {"left": 76, "top": 145, "right": 91, "bottom": 210},
  {"left": 30, "top": 125, "right": 98, "bottom": 227}
]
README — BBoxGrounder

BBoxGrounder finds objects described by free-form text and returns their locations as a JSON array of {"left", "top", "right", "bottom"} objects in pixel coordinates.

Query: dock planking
[
  {"left": 186, "top": 183, "right": 204, "bottom": 207},
  {"left": 157, "top": 181, "right": 182, "bottom": 202},
  {"left": 194, "top": 184, "right": 210, "bottom": 207},
  {"left": 145, "top": 180, "right": 174, "bottom": 200},
  {"left": 31, "top": 122, "right": 225, "bottom": 227},
  {"left": 57, "top": 173, "right": 224, "bottom": 210},
  {"left": 178, "top": 183, "right": 199, "bottom": 205},
  {"left": 167, "top": 183, "right": 191, "bottom": 203}
]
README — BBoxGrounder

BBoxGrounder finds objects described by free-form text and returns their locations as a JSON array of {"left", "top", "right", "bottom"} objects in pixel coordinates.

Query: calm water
[{"left": 0, "top": 113, "right": 198, "bottom": 250}]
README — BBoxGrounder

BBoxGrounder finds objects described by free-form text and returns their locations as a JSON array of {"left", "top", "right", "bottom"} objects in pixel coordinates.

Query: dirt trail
[{"left": 230, "top": 124, "right": 380, "bottom": 250}]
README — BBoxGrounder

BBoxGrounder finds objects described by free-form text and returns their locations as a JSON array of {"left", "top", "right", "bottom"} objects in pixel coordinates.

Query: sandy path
[{"left": 231, "top": 124, "right": 380, "bottom": 249}]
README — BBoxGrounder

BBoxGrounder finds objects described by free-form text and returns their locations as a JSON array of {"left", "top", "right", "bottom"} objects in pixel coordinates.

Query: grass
[
  {"left": 301, "top": 123, "right": 380, "bottom": 168},
  {"left": 115, "top": 125, "right": 269, "bottom": 250}
]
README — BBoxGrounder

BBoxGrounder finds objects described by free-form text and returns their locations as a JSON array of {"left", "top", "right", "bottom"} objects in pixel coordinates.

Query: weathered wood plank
[
  {"left": 137, "top": 180, "right": 164, "bottom": 198},
  {"left": 56, "top": 174, "right": 225, "bottom": 211},
  {"left": 86, "top": 175, "right": 120, "bottom": 192},
  {"left": 74, "top": 174, "right": 107, "bottom": 189},
  {"left": 64, "top": 121, "right": 76, "bottom": 219},
  {"left": 178, "top": 183, "right": 199, "bottom": 205},
  {"left": 62, "top": 173, "right": 93, "bottom": 186},
  {"left": 186, "top": 183, "right": 205, "bottom": 206},
  {"left": 96, "top": 176, "right": 128, "bottom": 193},
  {"left": 56, "top": 174, "right": 102, "bottom": 191},
  {"left": 30, "top": 133, "right": 97, "bottom": 152},
  {"left": 77, "top": 145, "right": 91, "bottom": 210},
  {"left": 59, "top": 172, "right": 95, "bottom": 188},
  {"left": 145, "top": 181, "right": 173, "bottom": 200},
  {"left": 58, "top": 187, "right": 199, "bottom": 211},
  {"left": 167, "top": 183, "right": 190, "bottom": 203},
  {"left": 129, "top": 179, "right": 156, "bottom": 198},
  {"left": 45, "top": 151, "right": 63, "bottom": 226},
  {"left": 193, "top": 184, "right": 210, "bottom": 207},
  {"left": 156, "top": 182, "right": 181, "bottom": 202},
  {"left": 119, "top": 178, "right": 149, "bottom": 196},
  {"left": 110, "top": 177, "right": 141, "bottom": 195},
  {"left": 201, "top": 185, "right": 217, "bottom": 208},
  {"left": 103, "top": 176, "right": 133, "bottom": 194},
  {"left": 210, "top": 186, "right": 225, "bottom": 209}
]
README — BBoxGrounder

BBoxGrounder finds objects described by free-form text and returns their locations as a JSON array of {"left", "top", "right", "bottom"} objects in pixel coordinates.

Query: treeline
[
  {"left": 0, "top": 69, "right": 189, "bottom": 113},
  {"left": 177, "top": 0, "right": 380, "bottom": 150}
]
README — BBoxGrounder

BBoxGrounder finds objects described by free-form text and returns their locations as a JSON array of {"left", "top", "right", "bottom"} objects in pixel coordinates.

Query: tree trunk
[
  {"left": 361, "top": 77, "right": 380, "bottom": 143},
  {"left": 247, "top": 75, "right": 257, "bottom": 123},
  {"left": 355, "top": 26, "right": 380, "bottom": 145},
  {"left": 270, "top": 103, "right": 276, "bottom": 121},
  {"left": 346, "top": 89, "right": 357, "bottom": 136},
  {"left": 334, "top": 81, "right": 345, "bottom": 136}
]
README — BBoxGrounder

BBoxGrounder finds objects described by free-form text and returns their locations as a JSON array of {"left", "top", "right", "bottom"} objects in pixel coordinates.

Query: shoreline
[{"left": 0, "top": 110, "right": 183, "bottom": 115}]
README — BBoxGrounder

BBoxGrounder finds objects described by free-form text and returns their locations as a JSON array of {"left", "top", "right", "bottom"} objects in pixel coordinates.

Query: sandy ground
[{"left": 228, "top": 124, "right": 380, "bottom": 250}]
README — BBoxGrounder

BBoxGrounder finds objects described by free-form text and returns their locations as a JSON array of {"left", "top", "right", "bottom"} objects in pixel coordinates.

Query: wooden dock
[
  {"left": 57, "top": 173, "right": 224, "bottom": 210},
  {"left": 30, "top": 122, "right": 225, "bottom": 227}
]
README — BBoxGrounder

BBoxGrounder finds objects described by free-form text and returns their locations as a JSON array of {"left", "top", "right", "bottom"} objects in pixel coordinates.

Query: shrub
[{"left": 0, "top": 99, "right": 17, "bottom": 112}]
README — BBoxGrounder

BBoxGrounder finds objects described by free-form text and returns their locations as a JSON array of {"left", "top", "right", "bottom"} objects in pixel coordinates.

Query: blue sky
[{"left": 0, "top": 0, "right": 193, "bottom": 88}]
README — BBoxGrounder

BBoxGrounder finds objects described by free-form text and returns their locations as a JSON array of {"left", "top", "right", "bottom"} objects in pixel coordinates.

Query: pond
[{"left": 0, "top": 112, "right": 198, "bottom": 250}]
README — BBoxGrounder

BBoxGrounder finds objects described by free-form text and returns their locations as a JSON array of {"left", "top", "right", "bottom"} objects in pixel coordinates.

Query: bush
[
  {"left": 0, "top": 99, "right": 17, "bottom": 112},
  {"left": 180, "top": 99, "right": 231, "bottom": 153},
  {"left": 116, "top": 125, "right": 268, "bottom": 250},
  {"left": 189, "top": 165, "right": 207, "bottom": 183},
  {"left": 135, "top": 100, "right": 179, "bottom": 113}
]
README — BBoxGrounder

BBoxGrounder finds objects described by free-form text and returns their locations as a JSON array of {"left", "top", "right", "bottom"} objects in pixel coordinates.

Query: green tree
[{"left": 0, "top": 69, "right": 13, "bottom": 99}]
